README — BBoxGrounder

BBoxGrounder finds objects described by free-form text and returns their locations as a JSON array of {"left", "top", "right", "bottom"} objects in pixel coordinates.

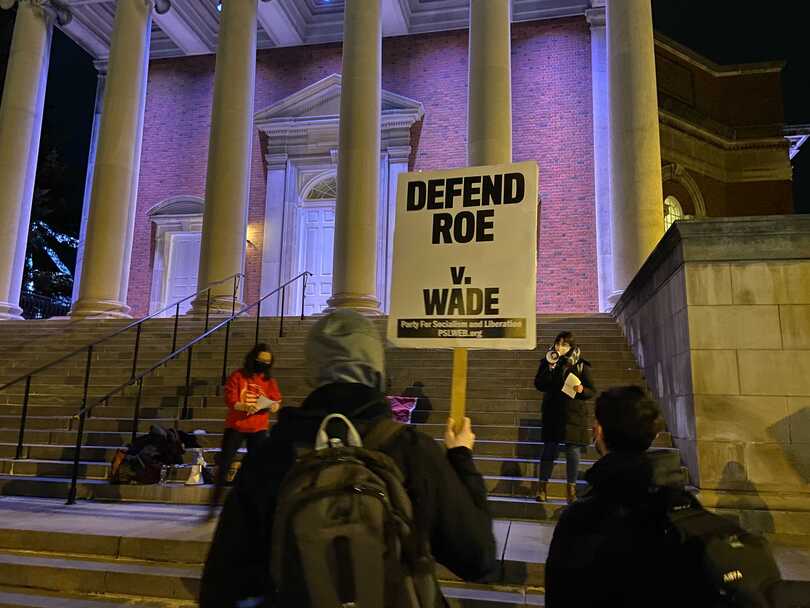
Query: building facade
[{"left": 0, "top": 0, "right": 799, "bottom": 321}]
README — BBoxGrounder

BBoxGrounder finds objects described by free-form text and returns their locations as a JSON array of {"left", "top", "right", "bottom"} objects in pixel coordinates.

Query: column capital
[
  {"left": 585, "top": 6, "right": 605, "bottom": 28},
  {"left": 265, "top": 153, "right": 288, "bottom": 171},
  {"left": 387, "top": 145, "right": 411, "bottom": 164},
  {"left": 5, "top": 1, "right": 53, "bottom": 24}
]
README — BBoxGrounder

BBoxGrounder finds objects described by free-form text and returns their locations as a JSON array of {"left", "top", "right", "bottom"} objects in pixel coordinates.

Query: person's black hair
[
  {"left": 554, "top": 331, "right": 577, "bottom": 350},
  {"left": 243, "top": 343, "right": 274, "bottom": 379},
  {"left": 594, "top": 386, "right": 663, "bottom": 452}
]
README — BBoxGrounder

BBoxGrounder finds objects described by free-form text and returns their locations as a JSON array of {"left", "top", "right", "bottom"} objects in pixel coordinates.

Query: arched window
[
  {"left": 304, "top": 175, "right": 337, "bottom": 201},
  {"left": 663, "top": 195, "right": 684, "bottom": 231}
]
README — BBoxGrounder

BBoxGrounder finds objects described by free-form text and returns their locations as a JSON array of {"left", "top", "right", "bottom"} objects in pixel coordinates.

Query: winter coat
[
  {"left": 545, "top": 450, "right": 703, "bottom": 608},
  {"left": 534, "top": 356, "right": 595, "bottom": 445},
  {"left": 199, "top": 382, "right": 497, "bottom": 608},
  {"left": 223, "top": 370, "right": 282, "bottom": 433}
]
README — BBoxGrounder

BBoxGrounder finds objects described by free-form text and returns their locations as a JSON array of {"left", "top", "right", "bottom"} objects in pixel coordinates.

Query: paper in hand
[
  {"left": 255, "top": 395, "right": 277, "bottom": 412},
  {"left": 562, "top": 373, "right": 581, "bottom": 398}
]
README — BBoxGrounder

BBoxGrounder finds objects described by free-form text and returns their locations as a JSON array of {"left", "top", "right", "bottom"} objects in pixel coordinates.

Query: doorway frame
[{"left": 147, "top": 196, "right": 204, "bottom": 316}]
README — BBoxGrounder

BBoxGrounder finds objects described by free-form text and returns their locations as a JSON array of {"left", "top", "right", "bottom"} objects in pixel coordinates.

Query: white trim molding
[{"left": 254, "top": 74, "right": 423, "bottom": 314}]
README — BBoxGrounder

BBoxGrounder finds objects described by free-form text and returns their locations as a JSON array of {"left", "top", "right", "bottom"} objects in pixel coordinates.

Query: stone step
[
  {"left": 3, "top": 337, "right": 630, "bottom": 352},
  {"left": 0, "top": 352, "right": 640, "bottom": 381},
  {"left": 0, "top": 452, "right": 610, "bottom": 485},
  {"left": 0, "top": 457, "right": 577, "bottom": 489},
  {"left": 0, "top": 583, "right": 545, "bottom": 607},
  {"left": 0, "top": 549, "right": 201, "bottom": 601},
  {"left": 0, "top": 585, "right": 198, "bottom": 608},
  {"left": 0, "top": 373, "right": 645, "bottom": 407},
  {"left": 0, "top": 475, "right": 573, "bottom": 528},
  {"left": 0, "top": 441, "right": 679, "bottom": 490},
  {"left": 0, "top": 444, "right": 601, "bottom": 480},
  {"left": 0, "top": 526, "right": 544, "bottom": 607},
  {"left": 1, "top": 420, "right": 672, "bottom": 456},
  {"left": 1, "top": 391, "right": 625, "bottom": 416}
]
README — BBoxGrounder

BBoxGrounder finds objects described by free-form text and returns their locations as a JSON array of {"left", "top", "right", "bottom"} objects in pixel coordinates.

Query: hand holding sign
[{"left": 445, "top": 416, "right": 475, "bottom": 451}]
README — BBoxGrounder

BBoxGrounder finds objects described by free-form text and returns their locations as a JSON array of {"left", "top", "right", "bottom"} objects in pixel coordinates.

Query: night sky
[{"left": 0, "top": 0, "right": 808, "bottom": 243}]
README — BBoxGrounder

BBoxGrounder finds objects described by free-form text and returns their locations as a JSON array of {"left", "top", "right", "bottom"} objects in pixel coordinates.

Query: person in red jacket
[{"left": 209, "top": 343, "right": 281, "bottom": 519}]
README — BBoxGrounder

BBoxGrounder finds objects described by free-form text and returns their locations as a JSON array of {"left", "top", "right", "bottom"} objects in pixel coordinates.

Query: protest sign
[{"left": 387, "top": 161, "right": 539, "bottom": 351}]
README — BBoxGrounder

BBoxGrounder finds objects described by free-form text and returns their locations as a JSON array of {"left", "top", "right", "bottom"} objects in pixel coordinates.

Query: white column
[
  {"left": 260, "top": 153, "right": 289, "bottom": 315},
  {"left": 586, "top": 5, "right": 612, "bottom": 312},
  {"left": 72, "top": 70, "right": 106, "bottom": 304},
  {"left": 0, "top": 1, "right": 53, "bottom": 320},
  {"left": 326, "top": 0, "right": 382, "bottom": 313},
  {"left": 607, "top": 0, "right": 665, "bottom": 301},
  {"left": 192, "top": 0, "right": 257, "bottom": 313},
  {"left": 467, "top": 0, "right": 512, "bottom": 166},
  {"left": 381, "top": 146, "right": 410, "bottom": 312},
  {"left": 71, "top": 0, "right": 152, "bottom": 318}
]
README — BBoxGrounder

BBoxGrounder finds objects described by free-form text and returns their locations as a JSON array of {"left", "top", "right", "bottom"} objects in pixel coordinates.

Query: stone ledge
[{"left": 614, "top": 215, "right": 810, "bottom": 318}]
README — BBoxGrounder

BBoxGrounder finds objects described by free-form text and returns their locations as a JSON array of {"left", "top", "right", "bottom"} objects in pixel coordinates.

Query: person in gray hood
[{"left": 199, "top": 309, "right": 497, "bottom": 607}]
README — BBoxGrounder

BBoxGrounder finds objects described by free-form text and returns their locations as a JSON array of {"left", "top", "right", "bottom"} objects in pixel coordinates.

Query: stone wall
[{"left": 614, "top": 216, "right": 810, "bottom": 535}]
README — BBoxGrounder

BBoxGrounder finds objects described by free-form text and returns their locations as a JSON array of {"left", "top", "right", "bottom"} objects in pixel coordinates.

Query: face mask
[{"left": 255, "top": 362, "right": 271, "bottom": 374}]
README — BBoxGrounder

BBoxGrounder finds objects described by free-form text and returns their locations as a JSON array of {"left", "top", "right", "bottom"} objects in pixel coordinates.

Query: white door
[
  {"left": 164, "top": 232, "right": 201, "bottom": 315},
  {"left": 297, "top": 205, "right": 334, "bottom": 315}
]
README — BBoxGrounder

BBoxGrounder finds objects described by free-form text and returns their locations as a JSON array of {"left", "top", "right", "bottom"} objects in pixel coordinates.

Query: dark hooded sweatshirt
[
  {"left": 199, "top": 382, "right": 497, "bottom": 607},
  {"left": 544, "top": 450, "right": 709, "bottom": 608}
]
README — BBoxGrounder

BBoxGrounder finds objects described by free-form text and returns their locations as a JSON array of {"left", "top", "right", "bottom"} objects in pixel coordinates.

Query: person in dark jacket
[
  {"left": 199, "top": 309, "right": 497, "bottom": 608},
  {"left": 544, "top": 385, "right": 694, "bottom": 608},
  {"left": 534, "top": 331, "right": 595, "bottom": 503}
]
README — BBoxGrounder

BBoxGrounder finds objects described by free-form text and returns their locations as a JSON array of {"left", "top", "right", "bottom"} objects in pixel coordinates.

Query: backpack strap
[{"left": 363, "top": 418, "right": 407, "bottom": 451}]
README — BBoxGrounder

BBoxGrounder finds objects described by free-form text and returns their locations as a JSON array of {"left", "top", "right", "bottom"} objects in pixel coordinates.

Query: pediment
[{"left": 254, "top": 73, "right": 424, "bottom": 126}]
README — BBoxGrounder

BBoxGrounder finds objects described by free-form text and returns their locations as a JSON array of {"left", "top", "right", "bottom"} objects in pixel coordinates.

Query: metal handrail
[
  {"left": 6, "top": 272, "right": 243, "bottom": 465},
  {"left": 0, "top": 272, "right": 244, "bottom": 392},
  {"left": 63, "top": 270, "right": 311, "bottom": 504}
]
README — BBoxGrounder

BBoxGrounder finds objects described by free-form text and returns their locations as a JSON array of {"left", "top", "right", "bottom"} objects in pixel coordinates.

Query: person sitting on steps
[{"left": 534, "top": 331, "right": 595, "bottom": 504}]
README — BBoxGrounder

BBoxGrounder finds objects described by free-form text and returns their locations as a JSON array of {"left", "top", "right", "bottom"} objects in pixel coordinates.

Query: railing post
[
  {"left": 204, "top": 288, "right": 211, "bottom": 331},
  {"left": 279, "top": 286, "right": 286, "bottom": 338},
  {"left": 300, "top": 272, "right": 308, "bottom": 320},
  {"left": 182, "top": 345, "right": 193, "bottom": 420},
  {"left": 254, "top": 298, "right": 261, "bottom": 348},
  {"left": 67, "top": 345, "right": 94, "bottom": 506},
  {"left": 221, "top": 320, "right": 232, "bottom": 386},
  {"left": 231, "top": 274, "right": 238, "bottom": 317},
  {"left": 14, "top": 376, "right": 32, "bottom": 460},
  {"left": 130, "top": 377, "right": 144, "bottom": 445},
  {"left": 171, "top": 302, "right": 180, "bottom": 353},
  {"left": 131, "top": 324, "right": 142, "bottom": 380},
  {"left": 220, "top": 275, "right": 240, "bottom": 386}
]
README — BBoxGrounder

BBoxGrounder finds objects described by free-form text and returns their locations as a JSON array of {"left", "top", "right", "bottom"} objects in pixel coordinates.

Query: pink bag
[{"left": 387, "top": 396, "right": 419, "bottom": 424}]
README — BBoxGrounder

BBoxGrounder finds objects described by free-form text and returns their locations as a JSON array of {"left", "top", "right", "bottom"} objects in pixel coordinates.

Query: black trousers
[{"left": 210, "top": 428, "right": 267, "bottom": 507}]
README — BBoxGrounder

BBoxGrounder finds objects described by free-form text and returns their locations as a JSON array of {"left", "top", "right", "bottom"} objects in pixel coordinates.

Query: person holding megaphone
[{"left": 534, "top": 331, "right": 596, "bottom": 504}]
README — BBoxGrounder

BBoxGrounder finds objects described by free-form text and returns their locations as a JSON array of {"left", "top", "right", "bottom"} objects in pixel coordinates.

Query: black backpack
[
  {"left": 270, "top": 413, "right": 438, "bottom": 607},
  {"left": 662, "top": 489, "right": 782, "bottom": 607}
]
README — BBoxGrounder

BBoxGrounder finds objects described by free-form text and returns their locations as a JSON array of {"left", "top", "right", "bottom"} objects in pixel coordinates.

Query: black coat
[
  {"left": 199, "top": 382, "right": 497, "bottom": 608},
  {"left": 534, "top": 357, "right": 595, "bottom": 445},
  {"left": 545, "top": 450, "right": 704, "bottom": 608}
]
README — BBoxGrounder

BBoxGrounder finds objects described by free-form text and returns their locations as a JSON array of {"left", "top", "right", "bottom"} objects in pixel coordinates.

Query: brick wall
[{"left": 127, "top": 17, "right": 598, "bottom": 317}]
